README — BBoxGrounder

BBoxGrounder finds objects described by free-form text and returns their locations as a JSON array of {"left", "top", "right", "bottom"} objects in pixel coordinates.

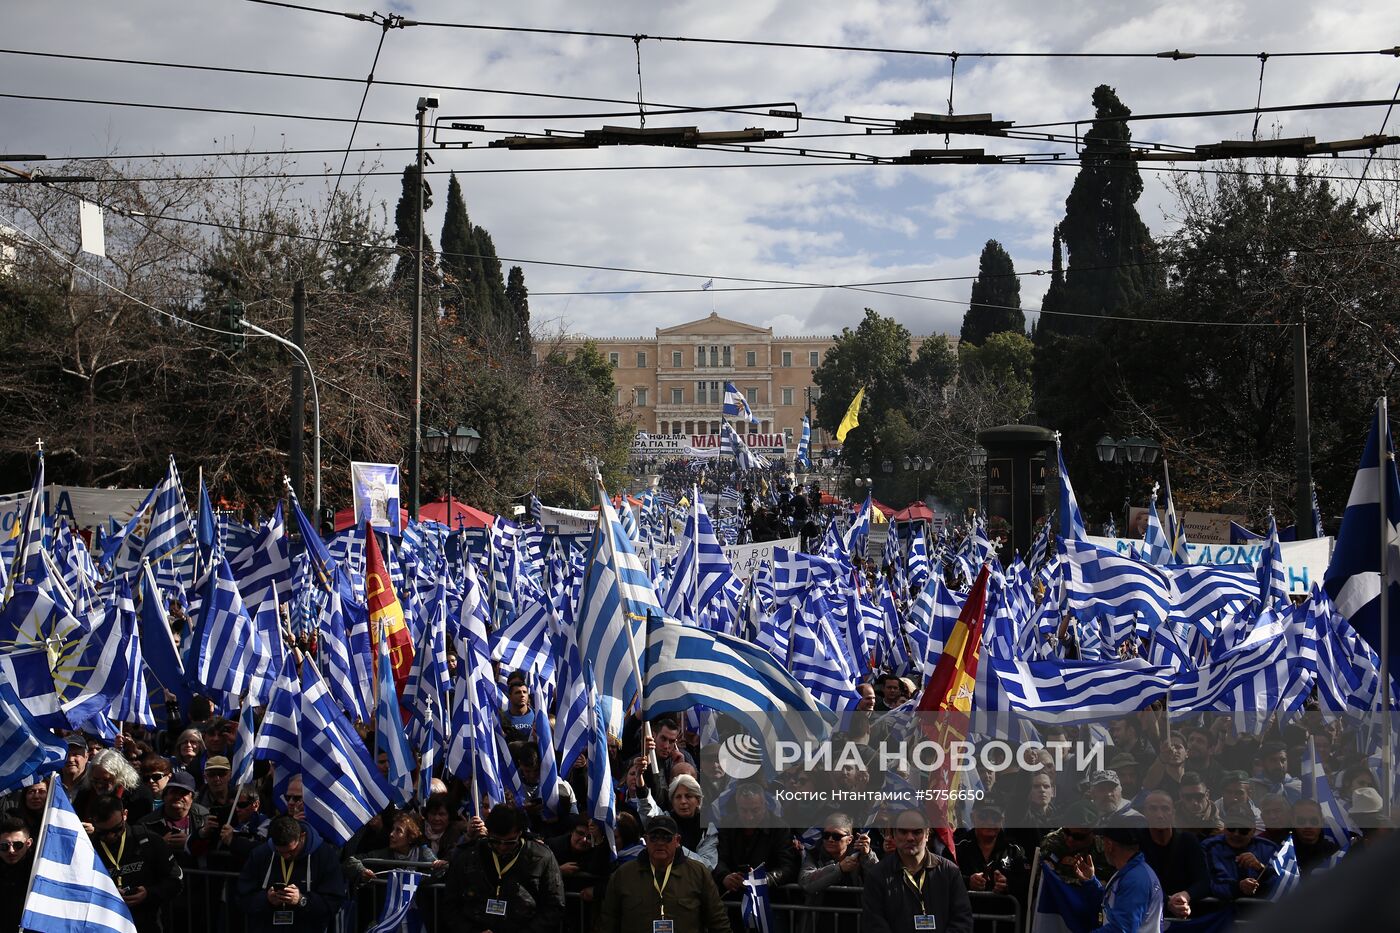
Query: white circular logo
[{"left": 716, "top": 734, "right": 764, "bottom": 779}]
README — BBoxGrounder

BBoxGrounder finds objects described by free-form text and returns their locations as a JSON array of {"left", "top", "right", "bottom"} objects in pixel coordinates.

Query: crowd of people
[{"left": 1, "top": 659, "right": 1393, "bottom": 933}]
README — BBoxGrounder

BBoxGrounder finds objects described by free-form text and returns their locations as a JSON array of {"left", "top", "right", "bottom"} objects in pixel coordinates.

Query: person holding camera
[
  {"left": 236, "top": 815, "right": 347, "bottom": 933},
  {"left": 86, "top": 793, "right": 184, "bottom": 933}
]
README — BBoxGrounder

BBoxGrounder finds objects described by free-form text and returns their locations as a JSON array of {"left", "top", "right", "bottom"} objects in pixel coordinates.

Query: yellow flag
[{"left": 835, "top": 387, "right": 865, "bottom": 442}]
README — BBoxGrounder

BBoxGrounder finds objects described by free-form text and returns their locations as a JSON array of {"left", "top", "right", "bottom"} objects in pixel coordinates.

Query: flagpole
[
  {"left": 19, "top": 778, "right": 59, "bottom": 921},
  {"left": 1379, "top": 396, "right": 1394, "bottom": 821}
]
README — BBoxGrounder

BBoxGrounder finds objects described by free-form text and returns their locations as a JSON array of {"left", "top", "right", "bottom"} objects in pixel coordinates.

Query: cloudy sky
[{"left": 4, "top": 0, "right": 1399, "bottom": 339}]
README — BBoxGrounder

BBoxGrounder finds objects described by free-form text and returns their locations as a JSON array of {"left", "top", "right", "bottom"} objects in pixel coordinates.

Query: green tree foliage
[
  {"left": 390, "top": 163, "right": 440, "bottom": 295},
  {"left": 439, "top": 173, "right": 485, "bottom": 332},
  {"left": 1034, "top": 85, "right": 1162, "bottom": 494},
  {"left": 505, "top": 265, "right": 531, "bottom": 355},
  {"left": 959, "top": 239, "right": 1024, "bottom": 345},
  {"left": 1098, "top": 165, "right": 1400, "bottom": 524},
  {"left": 812, "top": 309, "right": 913, "bottom": 493}
]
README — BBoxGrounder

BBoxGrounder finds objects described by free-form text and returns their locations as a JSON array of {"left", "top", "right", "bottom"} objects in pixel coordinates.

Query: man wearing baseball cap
[
  {"left": 1088, "top": 770, "right": 1144, "bottom": 826},
  {"left": 594, "top": 813, "right": 731, "bottom": 933},
  {"left": 140, "top": 770, "right": 210, "bottom": 863}
]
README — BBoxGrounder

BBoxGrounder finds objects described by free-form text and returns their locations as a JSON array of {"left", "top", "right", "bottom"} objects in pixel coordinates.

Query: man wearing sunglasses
[
  {"left": 86, "top": 793, "right": 184, "bottom": 933},
  {"left": 442, "top": 804, "right": 564, "bottom": 933},
  {"left": 861, "top": 808, "right": 973, "bottom": 933},
  {"left": 1200, "top": 805, "right": 1279, "bottom": 901},
  {"left": 0, "top": 816, "right": 35, "bottom": 933},
  {"left": 595, "top": 814, "right": 730, "bottom": 933}
]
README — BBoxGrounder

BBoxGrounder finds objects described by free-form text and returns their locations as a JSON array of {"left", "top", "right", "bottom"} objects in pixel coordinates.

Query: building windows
[
  {"left": 636, "top": 351, "right": 647, "bottom": 368},
  {"left": 810, "top": 350, "right": 820, "bottom": 367},
  {"left": 673, "top": 350, "right": 682, "bottom": 368},
  {"left": 722, "top": 345, "right": 732, "bottom": 367},
  {"left": 608, "top": 352, "right": 619, "bottom": 368},
  {"left": 782, "top": 387, "right": 794, "bottom": 406},
  {"left": 746, "top": 387, "right": 757, "bottom": 405},
  {"left": 696, "top": 347, "right": 706, "bottom": 368},
  {"left": 710, "top": 381, "right": 722, "bottom": 403},
  {"left": 708, "top": 345, "right": 719, "bottom": 367},
  {"left": 635, "top": 388, "right": 648, "bottom": 406},
  {"left": 746, "top": 350, "right": 757, "bottom": 367},
  {"left": 781, "top": 351, "right": 792, "bottom": 368},
  {"left": 696, "top": 381, "right": 708, "bottom": 404},
  {"left": 785, "top": 428, "right": 794, "bottom": 445},
  {"left": 671, "top": 387, "right": 683, "bottom": 405}
]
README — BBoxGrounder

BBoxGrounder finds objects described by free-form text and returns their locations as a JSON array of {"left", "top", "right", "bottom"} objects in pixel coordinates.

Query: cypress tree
[
  {"left": 473, "top": 226, "right": 510, "bottom": 331},
  {"left": 389, "top": 163, "right": 440, "bottom": 296},
  {"left": 439, "top": 174, "right": 485, "bottom": 330},
  {"left": 958, "top": 239, "right": 1024, "bottom": 346},
  {"left": 505, "top": 265, "right": 531, "bottom": 354}
]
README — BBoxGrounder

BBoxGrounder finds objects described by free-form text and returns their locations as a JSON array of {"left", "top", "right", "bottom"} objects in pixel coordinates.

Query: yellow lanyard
[
  {"left": 902, "top": 867, "right": 927, "bottom": 912},
  {"left": 278, "top": 856, "right": 295, "bottom": 887},
  {"left": 100, "top": 832, "right": 127, "bottom": 888},
  {"left": 491, "top": 848, "right": 521, "bottom": 897},
  {"left": 651, "top": 862, "right": 673, "bottom": 918}
]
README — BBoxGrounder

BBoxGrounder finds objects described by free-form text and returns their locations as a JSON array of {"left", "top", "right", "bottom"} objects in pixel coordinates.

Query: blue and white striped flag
[
  {"left": 0, "top": 679, "right": 66, "bottom": 794},
  {"left": 796, "top": 415, "right": 812, "bottom": 470},
  {"left": 723, "top": 421, "right": 768, "bottom": 470},
  {"left": 375, "top": 631, "right": 416, "bottom": 806},
  {"left": 1056, "top": 442, "right": 1087, "bottom": 541},
  {"left": 741, "top": 866, "right": 774, "bottom": 933},
  {"left": 142, "top": 455, "right": 193, "bottom": 565},
  {"left": 1162, "top": 458, "right": 1190, "bottom": 563},
  {"left": 298, "top": 660, "right": 396, "bottom": 846},
  {"left": 1060, "top": 538, "right": 1174, "bottom": 630},
  {"left": 1257, "top": 514, "right": 1289, "bottom": 612},
  {"left": 228, "top": 702, "right": 257, "bottom": 788},
  {"left": 1171, "top": 635, "right": 1303, "bottom": 715},
  {"left": 189, "top": 557, "right": 260, "bottom": 712},
  {"left": 1167, "top": 565, "right": 1257, "bottom": 632},
  {"left": 6, "top": 449, "right": 47, "bottom": 593},
  {"left": 108, "top": 587, "right": 156, "bottom": 729},
  {"left": 1323, "top": 403, "right": 1400, "bottom": 675},
  {"left": 1302, "top": 734, "right": 1356, "bottom": 850},
  {"left": 983, "top": 657, "right": 1174, "bottom": 724},
  {"left": 585, "top": 677, "right": 616, "bottom": 852},
  {"left": 21, "top": 782, "right": 138, "bottom": 933},
  {"left": 723, "top": 383, "right": 760, "bottom": 428},
  {"left": 228, "top": 503, "right": 293, "bottom": 609},
  {"left": 253, "top": 653, "right": 300, "bottom": 809},
  {"left": 1266, "top": 835, "right": 1302, "bottom": 902},
  {"left": 365, "top": 870, "right": 425, "bottom": 933},
  {"left": 531, "top": 681, "right": 567, "bottom": 820},
  {"left": 1142, "top": 488, "right": 1171, "bottom": 565},
  {"left": 552, "top": 627, "right": 591, "bottom": 776},
  {"left": 665, "top": 494, "right": 739, "bottom": 630},
  {"left": 318, "top": 585, "right": 370, "bottom": 724},
  {"left": 575, "top": 485, "right": 664, "bottom": 731}
]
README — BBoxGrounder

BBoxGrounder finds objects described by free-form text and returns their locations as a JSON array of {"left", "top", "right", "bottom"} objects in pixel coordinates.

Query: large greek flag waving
[{"left": 21, "top": 782, "right": 139, "bottom": 933}]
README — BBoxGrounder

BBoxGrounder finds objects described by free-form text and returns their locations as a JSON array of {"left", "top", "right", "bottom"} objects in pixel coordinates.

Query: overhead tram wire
[
  {"left": 1352, "top": 79, "right": 1400, "bottom": 201},
  {"left": 240, "top": 1, "right": 1400, "bottom": 62}
]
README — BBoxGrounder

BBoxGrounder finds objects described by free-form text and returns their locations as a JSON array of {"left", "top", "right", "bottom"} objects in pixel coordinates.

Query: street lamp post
[
  {"left": 1095, "top": 435, "right": 1161, "bottom": 533},
  {"left": 968, "top": 445, "right": 987, "bottom": 514},
  {"left": 424, "top": 424, "right": 481, "bottom": 528},
  {"left": 241, "top": 318, "right": 320, "bottom": 519}
]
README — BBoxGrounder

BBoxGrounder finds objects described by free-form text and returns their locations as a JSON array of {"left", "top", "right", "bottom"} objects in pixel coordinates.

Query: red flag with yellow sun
[{"left": 363, "top": 522, "right": 414, "bottom": 695}]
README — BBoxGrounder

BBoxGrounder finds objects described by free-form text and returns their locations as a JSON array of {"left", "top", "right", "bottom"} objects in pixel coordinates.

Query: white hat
[{"left": 1348, "top": 787, "right": 1384, "bottom": 816}]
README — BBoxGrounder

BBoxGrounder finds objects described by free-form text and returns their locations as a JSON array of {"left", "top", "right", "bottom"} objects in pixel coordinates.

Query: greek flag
[
  {"left": 701, "top": 278, "right": 714, "bottom": 290},
  {"left": 1059, "top": 538, "right": 1174, "bottom": 629},
  {"left": 288, "top": 488, "right": 336, "bottom": 590},
  {"left": 724, "top": 421, "right": 768, "bottom": 470},
  {"left": 21, "top": 782, "right": 139, "bottom": 933},
  {"left": 1171, "top": 635, "right": 1301, "bottom": 715},
  {"left": 1142, "top": 489, "right": 1171, "bottom": 565},
  {"left": 665, "top": 494, "right": 739, "bottom": 629},
  {"left": 46, "top": 579, "right": 131, "bottom": 734},
  {"left": 723, "top": 382, "right": 760, "bottom": 427},
  {"left": 983, "top": 657, "right": 1174, "bottom": 724},
  {"left": 1167, "top": 565, "right": 1257, "bottom": 631},
  {"left": 228, "top": 503, "right": 292, "bottom": 609},
  {"left": 228, "top": 702, "right": 257, "bottom": 788},
  {"left": 531, "top": 682, "right": 567, "bottom": 820},
  {"left": 1309, "top": 587, "right": 1384, "bottom": 713},
  {"left": 796, "top": 415, "right": 812, "bottom": 470},
  {"left": 1257, "top": 514, "right": 1288, "bottom": 611},
  {"left": 0, "top": 679, "right": 66, "bottom": 794},
  {"left": 907, "top": 532, "right": 931, "bottom": 593},
  {"left": 741, "top": 866, "right": 774, "bottom": 933},
  {"left": 585, "top": 677, "right": 616, "bottom": 851},
  {"left": 109, "top": 589, "right": 156, "bottom": 729},
  {"left": 7, "top": 449, "right": 46, "bottom": 592},
  {"left": 375, "top": 632, "right": 416, "bottom": 806},
  {"left": 575, "top": 486, "right": 664, "bottom": 730},
  {"left": 189, "top": 556, "right": 261, "bottom": 711},
  {"left": 1056, "top": 442, "right": 1086, "bottom": 541},
  {"left": 1266, "top": 835, "right": 1302, "bottom": 902},
  {"left": 553, "top": 627, "right": 591, "bottom": 774},
  {"left": 645, "top": 618, "right": 834, "bottom": 745},
  {"left": 365, "top": 870, "right": 424, "bottom": 933},
  {"left": 1311, "top": 481, "right": 1325, "bottom": 539},
  {"left": 1302, "top": 735, "right": 1356, "bottom": 850},
  {"left": 1162, "top": 458, "right": 1190, "bottom": 562},
  {"left": 142, "top": 455, "right": 193, "bottom": 565},
  {"left": 1323, "top": 402, "right": 1400, "bottom": 672},
  {"left": 298, "top": 660, "right": 396, "bottom": 846},
  {"left": 318, "top": 585, "right": 370, "bottom": 723}
]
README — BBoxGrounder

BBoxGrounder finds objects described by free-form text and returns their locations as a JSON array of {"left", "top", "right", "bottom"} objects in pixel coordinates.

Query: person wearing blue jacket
[
  {"left": 1068, "top": 826, "right": 1163, "bottom": 933},
  {"left": 236, "top": 815, "right": 347, "bottom": 933},
  {"left": 1199, "top": 810, "right": 1279, "bottom": 901}
]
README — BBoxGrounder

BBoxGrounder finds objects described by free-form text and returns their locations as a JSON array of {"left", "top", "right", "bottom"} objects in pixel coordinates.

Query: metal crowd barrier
[{"left": 174, "top": 867, "right": 1025, "bottom": 933}]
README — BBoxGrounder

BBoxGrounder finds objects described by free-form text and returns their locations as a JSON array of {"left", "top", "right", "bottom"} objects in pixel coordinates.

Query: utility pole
[
  {"left": 289, "top": 279, "right": 306, "bottom": 505},
  {"left": 1294, "top": 315, "right": 1314, "bottom": 538}
]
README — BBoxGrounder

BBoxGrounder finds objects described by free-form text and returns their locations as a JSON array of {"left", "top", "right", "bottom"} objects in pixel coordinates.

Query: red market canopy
[
  {"left": 891, "top": 502, "right": 934, "bottom": 523},
  {"left": 417, "top": 497, "right": 495, "bottom": 529}
]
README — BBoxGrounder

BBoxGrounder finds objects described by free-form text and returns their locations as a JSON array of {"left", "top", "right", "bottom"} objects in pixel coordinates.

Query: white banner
[
  {"left": 646, "top": 535, "right": 801, "bottom": 582},
  {"left": 539, "top": 504, "right": 598, "bottom": 535},
  {"left": 1085, "top": 534, "right": 1332, "bottom": 595},
  {"left": 0, "top": 485, "right": 152, "bottom": 536},
  {"left": 631, "top": 432, "right": 788, "bottom": 458},
  {"left": 350, "top": 461, "right": 402, "bottom": 535}
]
